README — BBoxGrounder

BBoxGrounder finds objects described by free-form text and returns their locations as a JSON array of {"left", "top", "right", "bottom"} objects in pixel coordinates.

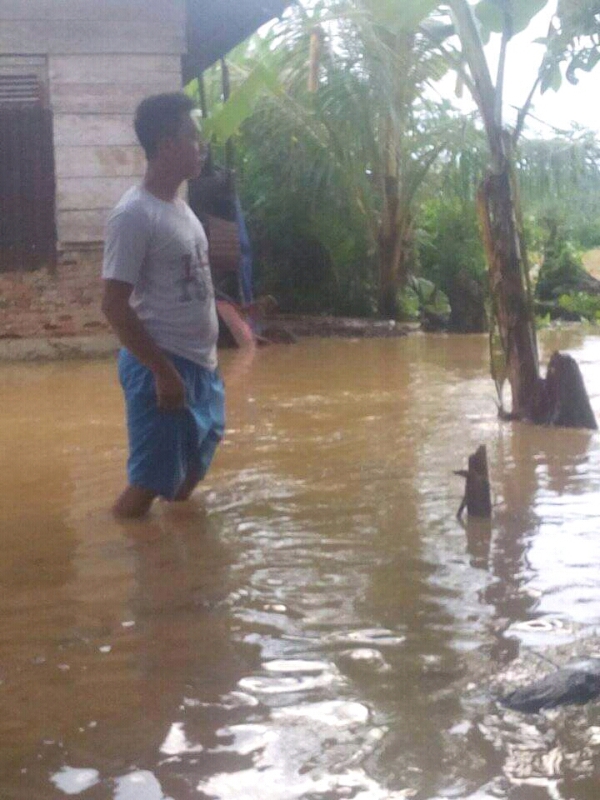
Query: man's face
[{"left": 162, "top": 112, "right": 207, "bottom": 180}]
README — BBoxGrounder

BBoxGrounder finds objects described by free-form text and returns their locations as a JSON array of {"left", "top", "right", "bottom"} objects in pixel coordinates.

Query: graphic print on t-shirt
[{"left": 176, "top": 247, "right": 211, "bottom": 304}]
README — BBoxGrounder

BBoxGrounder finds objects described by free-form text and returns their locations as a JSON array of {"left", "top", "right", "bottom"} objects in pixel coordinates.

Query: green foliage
[
  {"left": 573, "top": 220, "right": 600, "bottom": 249},
  {"left": 540, "top": 60, "right": 564, "bottom": 93},
  {"left": 363, "top": 0, "right": 439, "bottom": 29},
  {"left": 398, "top": 277, "right": 451, "bottom": 321},
  {"left": 195, "top": 0, "right": 461, "bottom": 317},
  {"left": 414, "top": 197, "right": 489, "bottom": 331},
  {"left": 202, "top": 64, "right": 283, "bottom": 142},
  {"left": 539, "top": 0, "right": 600, "bottom": 92},
  {"left": 417, "top": 197, "right": 487, "bottom": 291},
  {"left": 412, "top": 277, "right": 451, "bottom": 313},
  {"left": 475, "top": 0, "right": 548, "bottom": 38},
  {"left": 535, "top": 224, "right": 589, "bottom": 299},
  {"left": 517, "top": 133, "right": 600, "bottom": 251},
  {"left": 236, "top": 97, "right": 376, "bottom": 315},
  {"left": 397, "top": 286, "right": 421, "bottom": 320},
  {"left": 189, "top": 0, "right": 600, "bottom": 327},
  {"left": 558, "top": 291, "right": 600, "bottom": 321},
  {"left": 535, "top": 311, "right": 553, "bottom": 328}
]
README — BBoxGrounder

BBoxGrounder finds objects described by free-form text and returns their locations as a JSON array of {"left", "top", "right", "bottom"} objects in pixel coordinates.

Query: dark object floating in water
[{"left": 500, "top": 658, "right": 600, "bottom": 714}]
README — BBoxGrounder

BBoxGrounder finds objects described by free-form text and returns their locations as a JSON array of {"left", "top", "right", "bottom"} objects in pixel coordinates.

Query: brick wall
[{"left": 0, "top": 249, "right": 109, "bottom": 339}]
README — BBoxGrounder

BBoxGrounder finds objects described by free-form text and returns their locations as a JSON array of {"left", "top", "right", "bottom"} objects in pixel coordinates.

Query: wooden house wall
[{"left": 0, "top": 0, "right": 186, "bottom": 245}]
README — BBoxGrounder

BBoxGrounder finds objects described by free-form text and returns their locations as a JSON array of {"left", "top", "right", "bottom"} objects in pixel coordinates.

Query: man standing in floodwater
[{"left": 101, "top": 93, "right": 224, "bottom": 519}]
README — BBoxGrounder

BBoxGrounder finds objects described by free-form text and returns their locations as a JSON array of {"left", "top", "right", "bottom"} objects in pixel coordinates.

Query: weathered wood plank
[
  {"left": 0, "top": 0, "right": 185, "bottom": 24},
  {"left": 49, "top": 54, "right": 181, "bottom": 84},
  {"left": 57, "top": 189, "right": 190, "bottom": 243},
  {"left": 0, "top": 55, "right": 46, "bottom": 70},
  {"left": 50, "top": 80, "right": 182, "bottom": 114},
  {"left": 50, "top": 79, "right": 181, "bottom": 114},
  {"left": 55, "top": 146, "right": 145, "bottom": 179},
  {"left": 56, "top": 177, "right": 136, "bottom": 212},
  {"left": 0, "top": 21, "right": 185, "bottom": 55},
  {"left": 57, "top": 209, "right": 109, "bottom": 243},
  {"left": 54, "top": 114, "right": 138, "bottom": 147}
]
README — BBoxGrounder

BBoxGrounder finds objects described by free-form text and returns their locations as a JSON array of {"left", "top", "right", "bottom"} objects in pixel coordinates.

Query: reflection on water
[{"left": 2, "top": 332, "right": 600, "bottom": 798}]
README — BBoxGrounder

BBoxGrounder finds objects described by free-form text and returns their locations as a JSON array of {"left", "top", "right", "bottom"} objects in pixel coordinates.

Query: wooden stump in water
[
  {"left": 531, "top": 351, "right": 597, "bottom": 430},
  {"left": 499, "top": 351, "right": 597, "bottom": 429},
  {"left": 455, "top": 445, "right": 492, "bottom": 519}
]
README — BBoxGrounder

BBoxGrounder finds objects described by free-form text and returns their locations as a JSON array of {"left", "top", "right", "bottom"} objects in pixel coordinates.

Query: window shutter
[{"left": 0, "top": 73, "right": 41, "bottom": 106}]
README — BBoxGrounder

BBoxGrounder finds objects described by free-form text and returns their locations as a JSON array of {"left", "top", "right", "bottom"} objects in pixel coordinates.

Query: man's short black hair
[{"left": 134, "top": 92, "right": 195, "bottom": 159}]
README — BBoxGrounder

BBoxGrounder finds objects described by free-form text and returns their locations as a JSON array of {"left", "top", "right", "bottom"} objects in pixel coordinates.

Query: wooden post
[{"left": 455, "top": 445, "right": 492, "bottom": 519}]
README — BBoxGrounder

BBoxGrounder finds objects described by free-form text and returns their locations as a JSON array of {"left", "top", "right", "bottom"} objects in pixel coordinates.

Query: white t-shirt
[{"left": 102, "top": 186, "right": 219, "bottom": 370}]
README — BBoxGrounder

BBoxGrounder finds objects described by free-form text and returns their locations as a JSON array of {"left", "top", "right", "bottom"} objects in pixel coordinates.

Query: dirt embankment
[
  {"left": 263, "top": 314, "right": 414, "bottom": 340},
  {"left": 0, "top": 316, "right": 417, "bottom": 362}
]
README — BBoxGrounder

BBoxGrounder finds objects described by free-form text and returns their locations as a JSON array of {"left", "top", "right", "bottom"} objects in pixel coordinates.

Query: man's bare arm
[{"left": 101, "top": 279, "right": 185, "bottom": 409}]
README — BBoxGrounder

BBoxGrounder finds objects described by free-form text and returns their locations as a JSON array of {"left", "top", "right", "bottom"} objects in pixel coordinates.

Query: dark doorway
[{"left": 0, "top": 72, "right": 56, "bottom": 273}]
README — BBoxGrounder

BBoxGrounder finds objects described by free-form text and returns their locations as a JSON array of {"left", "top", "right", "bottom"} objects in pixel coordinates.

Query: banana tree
[{"left": 418, "top": 0, "right": 597, "bottom": 425}]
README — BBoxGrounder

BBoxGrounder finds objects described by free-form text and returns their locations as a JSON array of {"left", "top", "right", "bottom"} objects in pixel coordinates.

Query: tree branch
[
  {"left": 513, "top": 74, "right": 541, "bottom": 143},
  {"left": 513, "top": 18, "right": 557, "bottom": 144}
]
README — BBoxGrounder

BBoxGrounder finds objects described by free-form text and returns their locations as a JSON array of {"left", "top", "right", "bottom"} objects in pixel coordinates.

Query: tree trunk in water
[
  {"left": 479, "top": 165, "right": 597, "bottom": 429},
  {"left": 447, "top": 0, "right": 596, "bottom": 429},
  {"left": 477, "top": 165, "right": 539, "bottom": 418}
]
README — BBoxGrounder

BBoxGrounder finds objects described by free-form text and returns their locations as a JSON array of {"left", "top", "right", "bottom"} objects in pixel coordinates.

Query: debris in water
[{"left": 501, "top": 657, "right": 600, "bottom": 713}]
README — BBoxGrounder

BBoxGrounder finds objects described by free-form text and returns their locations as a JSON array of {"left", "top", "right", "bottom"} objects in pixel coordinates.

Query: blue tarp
[{"left": 235, "top": 195, "right": 254, "bottom": 305}]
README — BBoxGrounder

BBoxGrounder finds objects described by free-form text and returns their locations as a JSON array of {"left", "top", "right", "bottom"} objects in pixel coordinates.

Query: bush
[
  {"left": 535, "top": 231, "right": 588, "bottom": 300},
  {"left": 571, "top": 220, "right": 600, "bottom": 250},
  {"left": 418, "top": 199, "right": 486, "bottom": 287},
  {"left": 398, "top": 277, "right": 451, "bottom": 322},
  {"left": 417, "top": 199, "right": 488, "bottom": 331},
  {"left": 558, "top": 292, "right": 600, "bottom": 322},
  {"left": 237, "top": 106, "right": 377, "bottom": 317}
]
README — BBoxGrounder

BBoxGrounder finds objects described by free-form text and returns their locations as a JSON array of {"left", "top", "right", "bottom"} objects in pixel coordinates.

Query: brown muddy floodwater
[{"left": 3, "top": 331, "right": 600, "bottom": 800}]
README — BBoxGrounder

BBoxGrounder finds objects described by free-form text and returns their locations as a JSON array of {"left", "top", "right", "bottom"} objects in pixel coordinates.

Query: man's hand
[
  {"left": 102, "top": 280, "right": 187, "bottom": 411},
  {"left": 154, "top": 363, "right": 186, "bottom": 411}
]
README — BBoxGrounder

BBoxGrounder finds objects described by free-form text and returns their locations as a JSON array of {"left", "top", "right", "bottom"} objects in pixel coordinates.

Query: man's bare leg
[
  {"left": 113, "top": 485, "right": 157, "bottom": 518},
  {"left": 173, "top": 472, "right": 201, "bottom": 502}
]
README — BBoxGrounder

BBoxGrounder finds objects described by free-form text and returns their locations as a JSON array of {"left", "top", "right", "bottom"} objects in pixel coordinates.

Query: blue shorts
[{"left": 118, "top": 349, "right": 225, "bottom": 500}]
